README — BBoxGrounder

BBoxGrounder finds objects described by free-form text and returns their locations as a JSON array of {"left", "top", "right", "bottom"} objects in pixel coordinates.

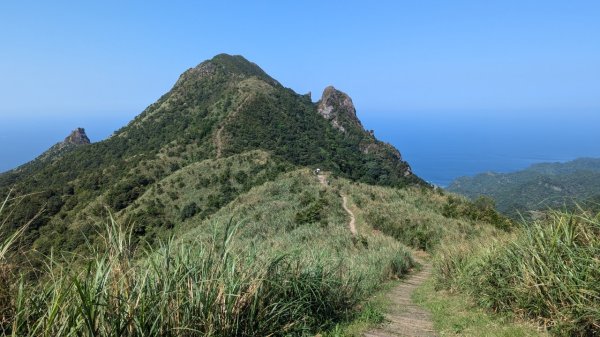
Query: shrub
[
  {"left": 294, "top": 196, "right": 328, "bottom": 226},
  {"left": 180, "top": 202, "right": 198, "bottom": 220},
  {"left": 442, "top": 195, "right": 512, "bottom": 231}
]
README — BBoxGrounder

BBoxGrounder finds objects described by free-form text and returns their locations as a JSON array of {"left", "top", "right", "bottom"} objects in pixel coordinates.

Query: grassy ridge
[
  {"left": 0, "top": 171, "right": 415, "bottom": 336},
  {"left": 0, "top": 168, "right": 517, "bottom": 336},
  {"left": 434, "top": 210, "right": 600, "bottom": 336},
  {"left": 336, "top": 181, "right": 508, "bottom": 251}
]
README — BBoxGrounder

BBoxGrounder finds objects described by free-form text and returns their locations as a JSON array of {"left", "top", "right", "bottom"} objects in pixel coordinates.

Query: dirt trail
[
  {"left": 341, "top": 195, "right": 357, "bottom": 235},
  {"left": 316, "top": 173, "right": 357, "bottom": 235},
  {"left": 364, "top": 259, "right": 437, "bottom": 337},
  {"left": 317, "top": 174, "right": 328, "bottom": 186},
  {"left": 215, "top": 127, "right": 225, "bottom": 158},
  {"left": 215, "top": 95, "right": 251, "bottom": 158},
  {"left": 316, "top": 173, "right": 436, "bottom": 336}
]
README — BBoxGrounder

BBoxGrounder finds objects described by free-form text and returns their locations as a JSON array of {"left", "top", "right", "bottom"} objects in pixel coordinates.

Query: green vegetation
[
  {"left": 0, "top": 171, "right": 417, "bottom": 336},
  {"left": 1, "top": 168, "right": 511, "bottom": 336},
  {"left": 4, "top": 219, "right": 410, "bottom": 336},
  {"left": 433, "top": 210, "right": 600, "bottom": 336},
  {"left": 1, "top": 191, "right": 41, "bottom": 331},
  {"left": 414, "top": 279, "right": 548, "bottom": 337},
  {"left": 335, "top": 181, "right": 509, "bottom": 251},
  {"left": 0, "top": 54, "right": 423, "bottom": 261},
  {"left": 4, "top": 53, "right": 595, "bottom": 336},
  {"left": 319, "top": 282, "right": 395, "bottom": 336},
  {"left": 447, "top": 157, "right": 600, "bottom": 217}
]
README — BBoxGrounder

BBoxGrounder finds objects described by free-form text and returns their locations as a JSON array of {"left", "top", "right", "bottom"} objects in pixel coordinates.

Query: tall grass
[
  {"left": 4, "top": 213, "right": 412, "bottom": 336},
  {"left": 335, "top": 181, "right": 504, "bottom": 251},
  {"left": 0, "top": 192, "right": 15, "bottom": 331},
  {"left": 1, "top": 190, "right": 42, "bottom": 331},
  {"left": 434, "top": 210, "right": 600, "bottom": 336}
]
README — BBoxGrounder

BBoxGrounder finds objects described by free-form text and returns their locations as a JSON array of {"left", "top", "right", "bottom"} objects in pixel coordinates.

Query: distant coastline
[
  {"left": 360, "top": 110, "right": 600, "bottom": 187},
  {"left": 3, "top": 110, "right": 600, "bottom": 181}
]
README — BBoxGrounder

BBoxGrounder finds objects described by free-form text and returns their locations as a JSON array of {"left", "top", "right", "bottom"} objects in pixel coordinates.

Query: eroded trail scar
[
  {"left": 341, "top": 195, "right": 357, "bottom": 235},
  {"left": 317, "top": 174, "right": 327, "bottom": 186},
  {"left": 316, "top": 174, "right": 357, "bottom": 235},
  {"left": 215, "top": 95, "right": 251, "bottom": 158},
  {"left": 364, "top": 262, "right": 437, "bottom": 337}
]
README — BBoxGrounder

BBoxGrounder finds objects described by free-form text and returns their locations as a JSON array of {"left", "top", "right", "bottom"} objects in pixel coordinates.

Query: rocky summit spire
[
  {"left": 28, "top": 128, "right": 91, "bottom": 165},
  {"left": 317, "top": 86, "right": 363, "bottom": 133},
  {"left": 64, "top": 128, "right": 91, "bottom": 146}
]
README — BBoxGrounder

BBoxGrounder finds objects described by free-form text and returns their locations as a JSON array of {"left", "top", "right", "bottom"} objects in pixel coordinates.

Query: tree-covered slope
[
  {"left": 447, "top": 157, "right": 600, "bottom": 217},
  {"left": 0, "top": 53, "right": 423, "bottom": 255}
]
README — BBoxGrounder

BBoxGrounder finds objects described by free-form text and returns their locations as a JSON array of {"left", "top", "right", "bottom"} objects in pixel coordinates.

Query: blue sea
[
  {"left": 2, "top": 110, "right": 600, "bottom": 187},
  {"left": 0, "top": 112, "right": 136, "bottom": 173},
  {"left": 360, "top": 110, "right": 600, "bottom": 186}
]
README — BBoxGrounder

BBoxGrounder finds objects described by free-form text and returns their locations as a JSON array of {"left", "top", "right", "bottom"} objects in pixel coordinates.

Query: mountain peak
[
  {"left": 13, "top": 128, "right": 92, "bottom": 170},
  {"left": 175, "top": 53, "right": 279, "bottom": 88},
  {"left": 317, "top": 86, "right": 362, "bottom": 132},
  {"left": 64, "top": 128, "right": 91, "bottom": 146}
]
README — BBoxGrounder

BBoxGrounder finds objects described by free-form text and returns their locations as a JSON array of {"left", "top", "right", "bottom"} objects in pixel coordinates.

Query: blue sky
[
  {"left": 1, "top": 1, "right": 599, "bottom": 179},
  {"left": 1, "top": 1, "right": 599, "bottom": 116}
]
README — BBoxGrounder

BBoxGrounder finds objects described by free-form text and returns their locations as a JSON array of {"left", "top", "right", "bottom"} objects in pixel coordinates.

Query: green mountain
[
  {"left": 1, "top": 54, "right": 541, "bottom": 336},
  {"left": 0, "top": 54, "right": 423, "bottom": 256},
  {"left": 447, "top": 157, "right": 600, "bottom": 217}
]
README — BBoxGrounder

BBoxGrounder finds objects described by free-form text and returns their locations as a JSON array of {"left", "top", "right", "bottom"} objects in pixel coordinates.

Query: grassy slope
[
  {"left": 174, "top": 169, "right": 525, "bottom": 336},
  {"left": 336, "top": 180, "right": 506, "bottom": 251},
  {"left": 2, "top": 156, "right": 514, "bottom": 336},
  {"left": 413, "top": 278, "right": 549, "bottom": 337},
  {"left": 433, "top": 211, "right": 600, "bottom": 336},
  {"left": 343, "top": 168, "right": 600, "bottom": 337},
  {"left": 1, "top": 166, "right": 419, "bottom": 336},
  {"left": 178, "top": 168, "right": 415, "bottom": 296}
]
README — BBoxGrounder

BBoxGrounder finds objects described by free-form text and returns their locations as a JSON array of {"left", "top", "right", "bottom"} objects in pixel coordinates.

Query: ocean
[
  {"left": 2, "top": 110, "right": 600, "bottom": 186},
  {"left": 360, "top": 110, "right": 600, "bottom": 187},
  {"left": 0, "top": 112, "right": 136, "bottom": 173}
]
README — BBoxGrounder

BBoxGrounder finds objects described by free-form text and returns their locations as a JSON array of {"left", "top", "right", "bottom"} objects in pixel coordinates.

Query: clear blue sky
[
  {"left": 1, "top": 1, "right": 599, "bottom": 116},
  {"left": 1, "top": 1, "right": 599, "bottom": 179}
]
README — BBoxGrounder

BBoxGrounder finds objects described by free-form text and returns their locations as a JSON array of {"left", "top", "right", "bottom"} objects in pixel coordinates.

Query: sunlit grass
[
  {"left": 1, "top": 179, "right": 414, "bottom": 336},
  {"left": 434, "top": 209, "right": 600, "bottom": 336}
]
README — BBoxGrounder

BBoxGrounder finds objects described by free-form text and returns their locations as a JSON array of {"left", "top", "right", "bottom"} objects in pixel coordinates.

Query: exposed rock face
[
  {"left": 317, "top": 86, "right": 363, "bottom": 133},
  {"left": 315, "top": 85, "right": 415, "bottom": 180},
  {"left": 64, "top": 128, "right": 91, "bottom": 146},
  {"left": 35, "top": 128, "right": 91, "bottom": 164}
]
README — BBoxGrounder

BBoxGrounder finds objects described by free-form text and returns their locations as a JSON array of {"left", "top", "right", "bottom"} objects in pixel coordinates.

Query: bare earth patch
[{"left": 364, "top": 261, "right": 437, "bottom": 337}]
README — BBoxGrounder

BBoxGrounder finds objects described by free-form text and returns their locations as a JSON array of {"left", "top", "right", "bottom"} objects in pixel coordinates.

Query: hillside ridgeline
[
  {"left": 447, "top": 157, "right": 600, "bottom": 217},
  {"left": 0, "top": 54, "right": 423, "bottom": 258}
]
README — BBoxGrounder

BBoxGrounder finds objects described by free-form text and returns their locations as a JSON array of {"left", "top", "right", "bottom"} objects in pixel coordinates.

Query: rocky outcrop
[
  {"left": 64, "top": 128, "right": 91, "bottom": 146},
  {"left": 317, "top": 86, "right": 364, "bottom": 133},
  {"left": 316, "top": 86, "right": 416, "bottom": 181},
  {"left": 35, "top": 128, "right": 91, "bottom": 163}
]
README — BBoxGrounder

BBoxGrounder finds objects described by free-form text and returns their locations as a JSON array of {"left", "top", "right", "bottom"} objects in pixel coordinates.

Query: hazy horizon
[{"left": 3, "top": 107, "right": 599, "bottom": 186}]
